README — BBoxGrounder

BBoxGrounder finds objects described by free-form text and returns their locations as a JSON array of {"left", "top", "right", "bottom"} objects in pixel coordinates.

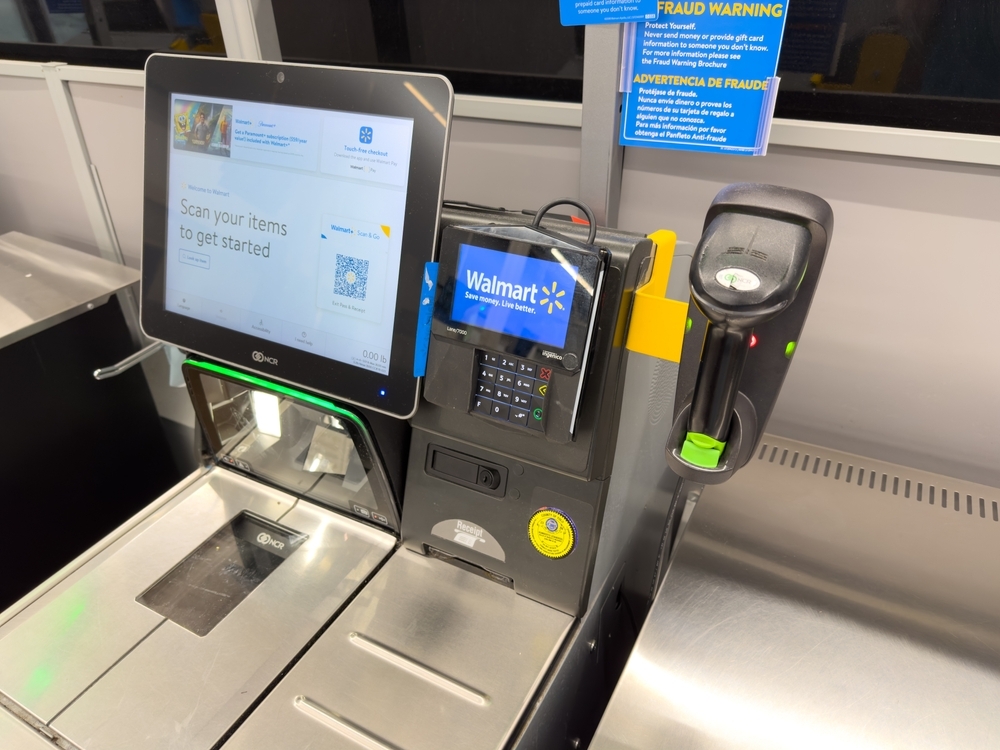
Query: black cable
[{"left": 531, "top": 198, "right": 598, "bottom": 245}]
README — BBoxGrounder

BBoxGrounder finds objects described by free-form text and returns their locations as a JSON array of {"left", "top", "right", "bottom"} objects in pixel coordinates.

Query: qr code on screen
[{"left": 333, "top": 254, "right": 369, "bottom": 300}]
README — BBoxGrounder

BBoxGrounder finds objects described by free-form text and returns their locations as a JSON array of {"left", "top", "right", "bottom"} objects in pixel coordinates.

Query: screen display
[
  {"left": 450, "top": 244, "right": 578, "bottom": 348},
  {"left": 165, "top": 95, "right": 414, "bottom": 376}
]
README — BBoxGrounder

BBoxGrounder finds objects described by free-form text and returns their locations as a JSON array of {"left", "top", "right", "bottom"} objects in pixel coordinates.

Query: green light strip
[{"left": 184, "top": 359, "right": 366, "bottom": 431}]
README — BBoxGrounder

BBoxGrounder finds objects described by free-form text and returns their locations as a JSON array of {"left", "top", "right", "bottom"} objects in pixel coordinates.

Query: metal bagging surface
[
  {"left": 0, "top": 232, "right": 138, "bottom": 350},
  {"left": 592, "top": 435, "right": 1000, "bottom": 750}
]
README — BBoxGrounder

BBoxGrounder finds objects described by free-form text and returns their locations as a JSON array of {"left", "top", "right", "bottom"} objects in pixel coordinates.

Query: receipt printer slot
[{"left": 426, "top": 445, "right": 507, "bottom": 496}]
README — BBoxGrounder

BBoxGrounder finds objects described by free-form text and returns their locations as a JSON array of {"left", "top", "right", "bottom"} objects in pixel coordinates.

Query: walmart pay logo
[
  {"left": 539, "top": 282, "right": 566, "bottom": 314},
  {"left": 359, "top": 126, "right": 373, "bottom": 144}
]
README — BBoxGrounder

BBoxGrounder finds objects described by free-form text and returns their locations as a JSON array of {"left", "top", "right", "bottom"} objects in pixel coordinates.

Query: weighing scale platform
[
  {"left": 0, "top": 703, "right": 52, "bottom": 749},
  {"left": 224, "top": 550, "right": 573, "bottom": 750},
  {"left": 0, "top": 468, "right": 395, "bottom": 750}
]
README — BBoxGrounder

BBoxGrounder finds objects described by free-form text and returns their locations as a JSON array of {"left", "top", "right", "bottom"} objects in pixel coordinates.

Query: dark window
[
  {"left": 3, "top": 0, "right": 997, "bottom": 136},
  {"left": 776, "top": 0, "right": 1000, "bottom": 136},
  {"left": 272, "top": 0, "right": 585, "bottom": 102},
  {"left": 0, "top": 0, "right": 225, "bottom": 67}
]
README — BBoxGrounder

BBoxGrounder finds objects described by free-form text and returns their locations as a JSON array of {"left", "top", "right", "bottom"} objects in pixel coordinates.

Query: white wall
[
  {"left": 69, "top": 80, "right": 146, "bottom": 268},
  {"left": 0, "top": 70, "right": 997, "bottom": 486},
  {"left": 0, "top": 76, "right": 96, "bottom": 254},
  {"left": 444, "top": 118, "right": 581, "bottom": 208}
]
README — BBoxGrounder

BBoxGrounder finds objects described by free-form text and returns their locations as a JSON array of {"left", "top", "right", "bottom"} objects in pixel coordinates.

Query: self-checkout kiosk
[
  {"left": 0, "top": 55, "right": 455, "bottom": 750},
  {"left": 0, "top": 53, "right": 692, "bottom": 750},
  {"left": 0, "top": 50, "right": 864, "bottom": 750}
]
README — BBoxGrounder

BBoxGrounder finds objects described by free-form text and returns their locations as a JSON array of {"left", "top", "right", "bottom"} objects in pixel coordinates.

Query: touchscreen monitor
[
  {"left": 142, "top": 55, "right": 452, "bottom": 418},
  {"left": 166, "top": 95, "right": 411, "bottom": 377}
]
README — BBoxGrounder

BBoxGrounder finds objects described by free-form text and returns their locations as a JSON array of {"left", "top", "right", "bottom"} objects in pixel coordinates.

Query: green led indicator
[
  {"left": 26, "top": 665, "right": 54, "bottom": 698},
  {"left": 685, "top": 317, "right": 692, "bottom": 333},
  {"left": 785, "top": 341, "right": 797, "bottom": 358}
]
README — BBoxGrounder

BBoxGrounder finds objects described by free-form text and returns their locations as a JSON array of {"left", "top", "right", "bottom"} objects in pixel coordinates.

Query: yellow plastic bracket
[{"left": 625, "top": 229, "right": 689, "bottom": 363}]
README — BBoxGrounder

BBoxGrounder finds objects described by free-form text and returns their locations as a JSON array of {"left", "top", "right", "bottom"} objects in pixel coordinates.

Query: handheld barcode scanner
[{"left": 666, "top": 183, "right": 834, "bottom": 484}]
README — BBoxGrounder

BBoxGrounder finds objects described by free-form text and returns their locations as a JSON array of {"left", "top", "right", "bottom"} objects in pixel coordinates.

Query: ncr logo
[
  {"left": 359, "top": 126, "right": 373, "bottom": 144},
  {"left": 252, "top": 351, "right": 278, "bottom": 366},
  {"left": 256, "top": 532, "right": 285, "bottom": 550}
]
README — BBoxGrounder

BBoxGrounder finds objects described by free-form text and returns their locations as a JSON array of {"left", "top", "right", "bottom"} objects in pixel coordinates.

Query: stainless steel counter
[
  {"left": 0, "top": 706, "right": 54, "bottom": 749},
  {"left": 592, "top": 435, "right": 1000, "bottom": 750},
  {"left": 0, "top": 232, "right": 138, "bottom": 349}
]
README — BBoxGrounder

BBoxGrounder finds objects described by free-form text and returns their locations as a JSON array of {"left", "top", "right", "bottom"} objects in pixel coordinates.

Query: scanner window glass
[
  {"left": 189, "top": 365, "right": 399, "bottom": 529},
  {"left": 137, "top": 512, "right": 306, "bottom": 636}
]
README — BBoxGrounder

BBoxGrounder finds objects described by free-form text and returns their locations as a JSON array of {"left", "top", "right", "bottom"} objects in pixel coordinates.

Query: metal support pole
[
  {"left": 580, "top": 24, "right": 625, "bottom": 228},
  {"left": 216, "top": 0, "right": 282, "bottom": 61}
]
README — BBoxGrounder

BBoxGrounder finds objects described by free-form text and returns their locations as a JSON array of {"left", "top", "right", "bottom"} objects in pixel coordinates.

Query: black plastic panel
[
  {"left": 0, "top": 297, "right": 182, "bottom": 611},
  {"left": 138, "top": 512, "right": 306, "bottom": 636}
]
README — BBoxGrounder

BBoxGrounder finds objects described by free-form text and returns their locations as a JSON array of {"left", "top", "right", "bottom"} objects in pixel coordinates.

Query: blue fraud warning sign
[
  {"left": 560, "top": 0, "right": 659, "bottom": 25},
  {"left": 620, "top": 2, "right": 788, "bottom": 155}
]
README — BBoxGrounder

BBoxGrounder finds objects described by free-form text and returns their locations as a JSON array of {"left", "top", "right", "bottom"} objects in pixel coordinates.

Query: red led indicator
[{"left": 749, "top": 333, "right": 758, "bottom": 348}]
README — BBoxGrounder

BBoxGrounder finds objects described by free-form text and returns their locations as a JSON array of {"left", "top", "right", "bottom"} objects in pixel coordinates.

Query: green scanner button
[{"left": 680, "top": 432, "right": 727, "bottom": 469}]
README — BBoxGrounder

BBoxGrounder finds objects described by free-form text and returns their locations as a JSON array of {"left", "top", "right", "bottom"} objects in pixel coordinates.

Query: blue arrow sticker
[{"left": 413, "top": 262, "right": 438, "bottom": 378}]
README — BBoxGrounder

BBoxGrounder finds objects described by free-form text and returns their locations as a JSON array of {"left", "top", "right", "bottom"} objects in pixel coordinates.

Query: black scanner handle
[
  {"left": 687, "top": 324, "right": 750, "bottom": 442},
  {"left": 667, "top": 183, "right": 832, "bottom": 480},
  {"left": 685, "top": 212, "right": 811, "bottom": 449}
]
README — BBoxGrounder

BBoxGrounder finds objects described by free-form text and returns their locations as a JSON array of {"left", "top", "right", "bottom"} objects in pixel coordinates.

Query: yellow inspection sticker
[{"left": 527, "top": 507, "right": 577, "bottom": 559}]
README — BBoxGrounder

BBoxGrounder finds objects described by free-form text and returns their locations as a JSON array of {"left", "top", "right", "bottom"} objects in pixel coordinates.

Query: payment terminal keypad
[{"left": 472, "top": 350, "right": 549, "bottom": 430}]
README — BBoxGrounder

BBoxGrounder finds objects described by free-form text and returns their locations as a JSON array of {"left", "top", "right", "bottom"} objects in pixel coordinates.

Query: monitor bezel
[{"left": 141, "top": 53, "right": 453, "bottom": 419}]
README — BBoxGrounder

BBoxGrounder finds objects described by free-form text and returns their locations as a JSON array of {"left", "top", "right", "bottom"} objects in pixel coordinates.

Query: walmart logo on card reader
[{"left": 539, "top": 282, "right": 566, "bottom": 314}]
